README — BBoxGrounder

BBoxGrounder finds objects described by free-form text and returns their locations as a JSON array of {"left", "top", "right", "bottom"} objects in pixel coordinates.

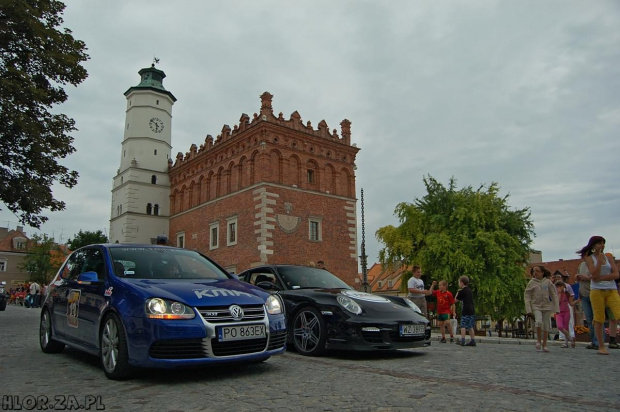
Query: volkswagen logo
[{"left": 229, "top": 305, "right": 244, "bottom": 321}]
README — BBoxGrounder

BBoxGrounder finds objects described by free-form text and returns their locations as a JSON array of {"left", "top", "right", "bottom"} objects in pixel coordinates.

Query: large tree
[
  {"left": 67, "top": 229, "right": 108, "bottom": 251},
  {"left": 20, "top": 233, "right": 62, "bottom": 283},
  {"left": 0, "top": 0, "right": 89, "bottom": 228},
  {"left": 376, "top": 176, "right": 534, "bottom": 323}
]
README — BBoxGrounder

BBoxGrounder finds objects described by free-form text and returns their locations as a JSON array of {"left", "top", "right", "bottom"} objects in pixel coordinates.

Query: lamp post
[{"left": 359, "top": 188, "right": 369, "bottom": 293}]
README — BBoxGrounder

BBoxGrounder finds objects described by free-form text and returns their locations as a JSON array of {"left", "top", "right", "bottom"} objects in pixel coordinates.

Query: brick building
[
  {"left": 168, "top": 92, "right": 360, "bottom": 284},
  {"left": 110, "top": 66, "right": 361, "bottom": 285},
  {"left": 0, "top": 226, "right": 29, "bottom": 285}
]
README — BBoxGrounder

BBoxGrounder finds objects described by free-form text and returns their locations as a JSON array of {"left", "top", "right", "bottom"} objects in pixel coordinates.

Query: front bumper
[
  {"left": 324, "top": 320, "right": 431, "bottom": 351},
  {"left": 124, "top": 309, "right": 286, "bottom": 368}
]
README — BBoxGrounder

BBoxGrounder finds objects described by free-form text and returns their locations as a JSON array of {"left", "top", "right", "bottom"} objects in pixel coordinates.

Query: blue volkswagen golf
[{"left": 39, "top": 244, "right": 286, "bottom": 379}]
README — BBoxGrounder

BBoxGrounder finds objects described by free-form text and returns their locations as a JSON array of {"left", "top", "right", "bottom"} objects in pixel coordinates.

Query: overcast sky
[{"left": 2, "top": 1, "right": 619, "bottom": 264}]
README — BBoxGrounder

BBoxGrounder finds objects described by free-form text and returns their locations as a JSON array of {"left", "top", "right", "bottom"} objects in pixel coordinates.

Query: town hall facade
[{"left": 110, "top": 65, "right": 360, "bottom": 284}]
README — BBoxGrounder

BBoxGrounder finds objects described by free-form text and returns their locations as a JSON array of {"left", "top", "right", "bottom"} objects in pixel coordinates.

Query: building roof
[
  {"left": 0, "top": 227, "right": 29, "bottom": 253},
  {"left": 365, "top": 262, "right": 410, "bottom": 295}
]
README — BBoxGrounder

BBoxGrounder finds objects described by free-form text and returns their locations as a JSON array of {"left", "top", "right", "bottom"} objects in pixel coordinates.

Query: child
[
  {"left": 524, "top": 265, "right": 558, "bottom": 352},
  {"left": 554, "top": 280, "right": 574, "bottom": 348},
  {"left": 454, "top": 276, "right": 476, "bottom": 346},
  {"left": 432, "top": 280, "right": 456, "bottom": 343}
]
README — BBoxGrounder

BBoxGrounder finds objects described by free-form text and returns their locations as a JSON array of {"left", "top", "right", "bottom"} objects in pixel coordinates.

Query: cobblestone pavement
[{"left": 1, "top": 304, "right": 618, "bottom": 411}]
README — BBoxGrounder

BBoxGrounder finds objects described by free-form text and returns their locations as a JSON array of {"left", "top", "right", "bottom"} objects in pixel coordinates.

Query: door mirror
[{"left": 77, "top": 271, "right": 102, "bottom": 284}]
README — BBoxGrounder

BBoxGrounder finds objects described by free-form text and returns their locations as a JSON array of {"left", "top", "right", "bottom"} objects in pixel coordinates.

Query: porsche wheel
[
  {"left": 100, "top": 313, "right": 131, "bottom": 380},
  {"left": 40, "top": 309, "right": 64, "bottom": 353},
  {"left": 292, "top": 307, "right": 326, "bottom": 356}
]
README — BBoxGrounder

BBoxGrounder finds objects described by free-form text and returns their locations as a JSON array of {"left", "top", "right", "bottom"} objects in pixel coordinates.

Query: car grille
[
  {"left": 149, "top": 338, "right": 208, "bottom": 359},
  {"left": 197, "top": 304, "right": 265, "bottom": 323},
  {"left": 361, "top": 327, "right": 430, "bottom": 344},
  {"left": 149, "top": 332, "right": 283, "bottom": 359},
  {"left": 211, "top": 337, "right": 268, "bottom": 356},
  {"left": 267, "top": 330, "right": 287, "bottom": 350}
]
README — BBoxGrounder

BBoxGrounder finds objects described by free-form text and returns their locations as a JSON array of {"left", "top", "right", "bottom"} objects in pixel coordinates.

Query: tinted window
[
  {"left": 63, "top": 250, "right": 87, "bottom": 280},
  {"left": 109, "top": 247, "right": 229, "bottom": 280},
  {"left": 278, "top": 267, "right": 351, "bottom": 289}
]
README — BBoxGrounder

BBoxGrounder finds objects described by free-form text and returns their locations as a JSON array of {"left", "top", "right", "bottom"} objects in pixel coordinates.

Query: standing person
[
  {"left": 454, "top": 276, "right": 476, "bottom": 346},
  {"left": 432, "top": 280, "right": 456, "bottom": 343},
  {"left": 554, "top": 280, "right": 574, "bottom": 348},
  {"left": 407, "top": 266, "right": 436, "bottom": 318},
  {"left": 577, "top": 261, "right": 599, "bottom": 349},
  {"left": 29, "top": 281, "right": 40, "bottom": 308},
  {"left": 524, "top": 265, "right": 559, "bottom": 353},
  {"left": 579, "top": 236, "right": 620, "bottom": 356},
  {"left": 554, "top": 273, "right": 576, "bottom": 347},
  {"left": 156, "top": 235, "right": 169, "bottom": 245}
]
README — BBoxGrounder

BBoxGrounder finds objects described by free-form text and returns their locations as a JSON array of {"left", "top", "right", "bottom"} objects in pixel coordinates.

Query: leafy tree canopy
[
  {"left": 20, "top": 233, "right": 62, "bottom": 283},
  {"left": 376, "top": 176, "right": 534, "bottom": 323},
  {"left": 67, "top": 229, "right": 108, "bottom": 251},
  {"left": 0, "top": 0, "right": 89, "bottom": 228}
]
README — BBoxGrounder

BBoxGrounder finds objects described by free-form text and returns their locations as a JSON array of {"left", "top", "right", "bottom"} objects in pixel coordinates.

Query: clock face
[{"left": 149, "top": 117, "right": 164, "bottom": 133}]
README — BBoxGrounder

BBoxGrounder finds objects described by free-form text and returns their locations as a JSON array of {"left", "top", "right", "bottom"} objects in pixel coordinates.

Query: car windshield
[
  {"left": 278, "top": 266, "right": 351, "bottom": 290},
  {"left": 109, "top": 247, "right": 229, "bottom": 280}
]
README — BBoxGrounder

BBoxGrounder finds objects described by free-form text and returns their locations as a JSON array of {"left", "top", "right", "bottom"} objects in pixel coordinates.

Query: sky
[{"left": 2, "top": 1, "right": 619, "bottom": 264}]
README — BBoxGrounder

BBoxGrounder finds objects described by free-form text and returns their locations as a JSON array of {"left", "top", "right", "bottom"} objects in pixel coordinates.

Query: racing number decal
[{"left": 67, "top": 289, "right": 81, "bottom": 328}]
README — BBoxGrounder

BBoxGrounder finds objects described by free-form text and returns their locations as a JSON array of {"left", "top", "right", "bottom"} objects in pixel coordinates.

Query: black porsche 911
[{"left": 238, "top": 265, "right": 431, "bottom": 356}]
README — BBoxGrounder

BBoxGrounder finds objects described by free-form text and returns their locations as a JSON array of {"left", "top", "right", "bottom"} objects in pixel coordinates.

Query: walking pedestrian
[
  {"left": 554, "top": 280, "right": 574, "bottom": 348},
  {"left": 525, "top": 265, "right": 559, "bottom": 353}
]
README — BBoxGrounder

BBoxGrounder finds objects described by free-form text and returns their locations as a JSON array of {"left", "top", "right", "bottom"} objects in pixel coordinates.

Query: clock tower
[{"left": 109, "top": 64, "right": 177, "bottom": 243}]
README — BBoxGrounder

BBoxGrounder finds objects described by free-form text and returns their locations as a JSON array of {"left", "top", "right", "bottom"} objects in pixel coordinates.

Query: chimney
[{"left": 16, "top": 226, "right": 24, "bottom": 233}]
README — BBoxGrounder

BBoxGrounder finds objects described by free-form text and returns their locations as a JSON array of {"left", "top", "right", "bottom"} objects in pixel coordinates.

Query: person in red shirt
[{"left": 433, "top": 280, "right": 456, "bottom": 343}]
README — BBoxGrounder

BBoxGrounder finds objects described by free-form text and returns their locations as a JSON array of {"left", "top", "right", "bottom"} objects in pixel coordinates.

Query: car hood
[
  {"left": 120, "top": 278, "right": 268, "bottom": 307},
  {"left": 283, "top": 288, "right": 426, "bottom": 320}
]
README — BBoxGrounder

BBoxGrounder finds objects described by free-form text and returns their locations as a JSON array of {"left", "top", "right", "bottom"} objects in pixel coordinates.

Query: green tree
[
  {"left": 376, "top": 176, "right": 534, "bottom": 324},
  {"left": 67, "top": 229, "right": 108, "bottom": 251},
  {"left": 20, "top": 233, "right": 60, "bottom": 283},
  {"left": 0, "top": 0, "right": 89, "bottom": 228}
]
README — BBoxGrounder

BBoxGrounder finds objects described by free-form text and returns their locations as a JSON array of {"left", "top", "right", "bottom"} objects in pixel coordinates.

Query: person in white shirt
[{"left": 407, "top": 265, "right": 436, "bottom": 318}]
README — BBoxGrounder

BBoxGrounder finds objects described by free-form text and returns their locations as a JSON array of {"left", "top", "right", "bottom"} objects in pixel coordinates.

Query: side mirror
[{"left": 77, "top": 271, "right": 102, "bottom": 284}]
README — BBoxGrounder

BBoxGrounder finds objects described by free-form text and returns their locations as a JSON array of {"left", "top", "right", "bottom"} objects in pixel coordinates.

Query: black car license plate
[{"left": 400, "top": 324, "right": 425, "bottom": 336}]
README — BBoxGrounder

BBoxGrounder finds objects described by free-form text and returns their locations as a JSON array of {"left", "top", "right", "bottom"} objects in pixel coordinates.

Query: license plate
[
  {"left": 218, "top": 324, "right": 266, "bottom": 342},
  {"left": 400, "top": 324, "right": 425, "bottom": 336}
]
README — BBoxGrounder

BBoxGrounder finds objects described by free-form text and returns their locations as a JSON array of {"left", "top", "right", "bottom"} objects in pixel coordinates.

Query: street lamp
[{"left": 359, "top": 188, "right": 369, "bottom": 293}]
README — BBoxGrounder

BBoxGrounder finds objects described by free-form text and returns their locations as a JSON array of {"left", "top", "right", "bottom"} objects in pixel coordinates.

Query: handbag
[{"left": 450, "top": 318, "right": 458, "bottom": 335}]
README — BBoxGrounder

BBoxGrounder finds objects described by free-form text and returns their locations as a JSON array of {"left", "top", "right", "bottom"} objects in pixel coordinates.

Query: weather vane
[{"left": 153, "top": 56, "right": 160, "bottom": 66}]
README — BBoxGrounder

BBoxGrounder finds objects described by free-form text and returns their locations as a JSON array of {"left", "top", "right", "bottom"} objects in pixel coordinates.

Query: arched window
[
  {"left": 146, "top": 203, "right": 152, "bottom": 215},
  {"left": 154, "top": 204, "right": 159, "bottom": 216},
  {"left": 151, "top": 175, "right": 157, "bottom": 184}
]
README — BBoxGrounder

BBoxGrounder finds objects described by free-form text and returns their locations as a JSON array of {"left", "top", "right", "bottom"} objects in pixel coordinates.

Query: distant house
[
  {"left": 0, "top": 226, "right": 30, "bottom": 286},
  {"left": 364, "top": 263, "right": 411, "bottom": 297}
]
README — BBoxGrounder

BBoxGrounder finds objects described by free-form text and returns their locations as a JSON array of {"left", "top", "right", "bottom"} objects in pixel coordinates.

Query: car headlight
[
  {"left": 337, "top": 294, "right": 362, "bottom": 315},
  {"left": 265, "top": 294, "right": 283, "bottom": 315},
  {"left": 145, "top": 298, "right": 195, "bottom": 319},
  {"left": 403, "top": 298, "right": 422, "bottom": 314}
]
